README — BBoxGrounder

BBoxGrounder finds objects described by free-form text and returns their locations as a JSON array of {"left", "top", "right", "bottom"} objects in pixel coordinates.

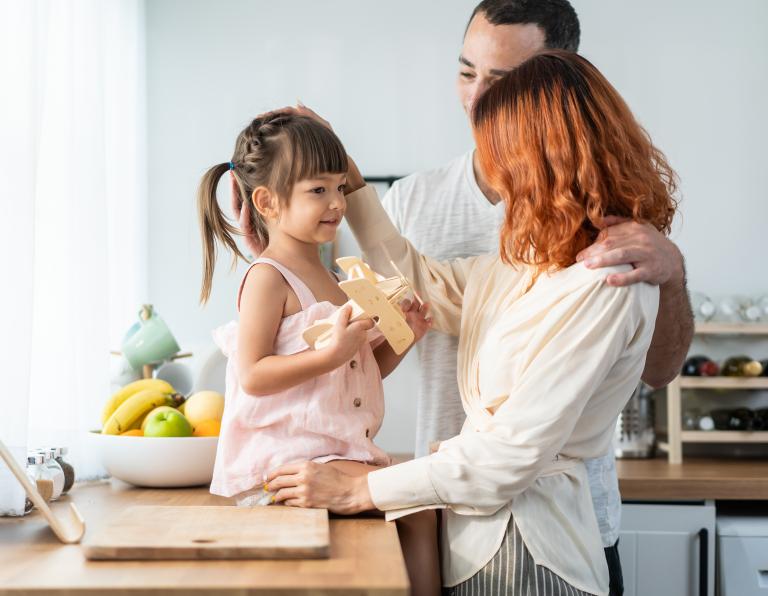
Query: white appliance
[{"left": 718, "top": 514, "right": 768, "bottom": 595}]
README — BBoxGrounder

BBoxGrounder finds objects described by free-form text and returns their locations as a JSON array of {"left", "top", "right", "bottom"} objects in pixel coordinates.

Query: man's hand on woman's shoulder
[{"left": 575, "top": 216, "right": 684, "bottom": 288}]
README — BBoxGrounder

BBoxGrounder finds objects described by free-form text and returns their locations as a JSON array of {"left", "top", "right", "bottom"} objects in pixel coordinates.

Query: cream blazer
[{"left": 345, "top": 185, "right": 659, "bottom": 594}]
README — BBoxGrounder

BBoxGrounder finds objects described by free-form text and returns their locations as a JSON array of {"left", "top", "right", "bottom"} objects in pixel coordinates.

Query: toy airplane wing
[
  {"left": 336, "top": 256, "right": 385, "bottom": 284},
  {"left": 339, "top": 278, "right": 414, "bottom": 355}
]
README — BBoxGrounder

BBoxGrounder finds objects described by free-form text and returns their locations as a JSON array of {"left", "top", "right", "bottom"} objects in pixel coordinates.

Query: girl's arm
[{"left": 237, "top": 264, "right": 373, "bottom": 395}]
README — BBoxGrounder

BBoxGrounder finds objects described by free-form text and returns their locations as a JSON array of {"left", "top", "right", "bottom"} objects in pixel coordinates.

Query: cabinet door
[
  {"left": 620, "top": 502, "right": 714, "bottom": 596},
  {"left": 619, "top": 530, "right": 706, "bottom": 596}
]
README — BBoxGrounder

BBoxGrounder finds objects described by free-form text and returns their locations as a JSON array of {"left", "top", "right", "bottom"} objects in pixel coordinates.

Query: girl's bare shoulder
[{"left": 240, "top": 262, "right": 289, "bottom": 305}]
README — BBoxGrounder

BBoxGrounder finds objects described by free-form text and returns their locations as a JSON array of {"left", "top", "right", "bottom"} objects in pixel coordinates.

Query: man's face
[{"left": 457, "top": 13, "right": 546, "bottom": 117}]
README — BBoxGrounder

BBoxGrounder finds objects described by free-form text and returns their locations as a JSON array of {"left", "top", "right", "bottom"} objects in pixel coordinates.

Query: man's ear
[{"left": 252, "top": 186, "right": 277, "bottom": 219}]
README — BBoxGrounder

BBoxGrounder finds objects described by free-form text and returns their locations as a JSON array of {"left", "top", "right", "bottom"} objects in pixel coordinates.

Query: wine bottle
[
  {"left": 682, "top": 409, "right": 702, "bottom": 430},
  {"left": 721, "top": 355, "right": 763, "bottom": 377},
  {"left": 753, "top": 408, "right": 768, "bottom": 430},
  {"left": 711, "top": 408, "right": 754, "bottom": 431},
  {"left": 681, "top": 355, "right": 719, "bottom": 376},
  {"left": 761, "top": 359, "right": 768, "bottom": 377},
  {"left": 754, "top": 408, "right": 768, "bottom": 430}
]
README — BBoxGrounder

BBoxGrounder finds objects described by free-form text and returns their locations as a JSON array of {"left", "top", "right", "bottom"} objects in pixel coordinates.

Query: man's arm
[
  {"left": 642, "top": 270, "right": 694, "bottom": 388},
  {"left": 576, "top": 217, "right": 694, "bottom": 389}
]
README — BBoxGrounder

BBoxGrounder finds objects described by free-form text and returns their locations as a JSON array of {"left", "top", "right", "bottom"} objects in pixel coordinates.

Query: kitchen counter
[
  {"left": 617, "top": 457, "right": 768, "bottom": 500},
  {"left": 394, "top": 452, "right": 768, "bottom": 501},
  {"left": 4, "top": 458, "right": 766, "bottom": 594},
  {"left": 0, "top": 479, "right": 409, "bottom": 595}
]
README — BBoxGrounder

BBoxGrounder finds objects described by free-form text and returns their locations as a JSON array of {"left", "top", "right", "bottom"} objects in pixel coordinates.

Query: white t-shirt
[{"left": 381, "top": 150, "right": 622, "bottom": 548}]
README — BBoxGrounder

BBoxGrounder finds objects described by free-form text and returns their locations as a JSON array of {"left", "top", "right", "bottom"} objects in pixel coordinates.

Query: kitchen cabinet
[{"left": 619, "top": 501, "right": 715, "bottom": 596}]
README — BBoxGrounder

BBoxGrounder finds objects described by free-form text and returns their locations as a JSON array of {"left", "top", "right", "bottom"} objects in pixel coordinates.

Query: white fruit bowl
[{"left": 89, "top": 431, "right": 218, "bottom": 488}]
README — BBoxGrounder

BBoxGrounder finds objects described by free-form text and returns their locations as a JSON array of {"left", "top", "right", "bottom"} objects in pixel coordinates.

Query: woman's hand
[
  {"left": 400, "top": 299, "right": 432, "bottom": 342},
  {"left": 293, "top": 104, "right": 366, "bottom": 194},
  {"left": 265, "top": 461, "right": 374, "bottom": 513},
  {"left": 253, "top": 104, "right": 366, "bottom": 193},
  {"left": 322, "top": 306, "right": 375, "bottom": 368},
  {"left": 295, "top": 101, "right": 333, "bottom": 130}
]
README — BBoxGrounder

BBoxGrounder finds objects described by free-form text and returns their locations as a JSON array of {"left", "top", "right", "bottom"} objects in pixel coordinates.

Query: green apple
[
  {"left": 141, "top": 406, "right": 177, "bottom": 432},
  {"left": 143, "top": 408, "right": 193, "bottom": 438}
]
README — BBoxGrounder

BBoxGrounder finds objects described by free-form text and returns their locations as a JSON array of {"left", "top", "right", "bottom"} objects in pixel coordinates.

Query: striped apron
[{"left": 447, "top": 514, "right": 597, "bottom": 596}]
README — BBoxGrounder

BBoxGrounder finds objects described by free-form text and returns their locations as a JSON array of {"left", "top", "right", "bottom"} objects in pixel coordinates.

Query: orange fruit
[
  {"left": 192, "top": 419, "right": 221, "bottom": 437},
  {"left": 121, "top": 429, "right": 143, "bottom": 437}
]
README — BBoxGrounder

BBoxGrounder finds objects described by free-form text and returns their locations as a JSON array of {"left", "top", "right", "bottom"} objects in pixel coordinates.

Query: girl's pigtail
[{"left": 197, "top": 162, "right": 248, "bottom": 304}]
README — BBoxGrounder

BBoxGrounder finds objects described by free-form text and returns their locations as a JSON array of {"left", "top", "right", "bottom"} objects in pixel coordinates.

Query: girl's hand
[
  {"left": 266, "top": 461, "right": 374, "bottom": 514},
  {"left": 323, "top": 305, "right": 374, "bottom": 368},
  {"left": 400, "top": 299, "right": 432, "bottom": 342}
]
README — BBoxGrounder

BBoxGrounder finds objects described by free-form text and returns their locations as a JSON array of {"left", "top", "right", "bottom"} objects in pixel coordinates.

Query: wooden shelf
[
  {"left": 664, "top": 324, "right": 768, "bottom": 463},
  {"left": 679, "top": 376, "right": 768, "bottom": 389},
  {"left": 694, "top": 322, "right": 768, "bottom": 335},
  {"left": 681, "top": 431, "right": 768, "bottom": 443}
]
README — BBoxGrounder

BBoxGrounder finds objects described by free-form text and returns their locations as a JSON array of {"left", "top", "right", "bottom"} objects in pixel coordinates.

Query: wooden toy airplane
[{"left": 303, "top": 257, "right": 421, "bottom": 356}]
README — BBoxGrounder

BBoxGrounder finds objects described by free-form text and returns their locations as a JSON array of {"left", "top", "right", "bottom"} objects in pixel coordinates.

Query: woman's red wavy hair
[{"left": 473, "top": 50, "right": 677, "bottom": 274}]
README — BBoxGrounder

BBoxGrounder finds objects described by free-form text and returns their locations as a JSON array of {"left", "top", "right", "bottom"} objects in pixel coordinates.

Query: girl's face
[{"left": 277, "top": 172, "right": 347, "bottom": 245}]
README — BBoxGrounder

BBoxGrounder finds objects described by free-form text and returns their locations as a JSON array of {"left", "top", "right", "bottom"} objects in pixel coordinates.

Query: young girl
[{"left": 196, "top": 113, "right": 439, "bottom": 595}]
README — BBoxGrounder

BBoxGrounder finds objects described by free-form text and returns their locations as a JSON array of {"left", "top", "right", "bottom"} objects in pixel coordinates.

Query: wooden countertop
[
  {"left": 617, "top": 457, "right": 768, "bottom": 500},
  {"left": 0, "top": 480, "right": 409, "bottom": 595},
  {"left": 396, "top": 452, "right": 768, "bottom": 501}
]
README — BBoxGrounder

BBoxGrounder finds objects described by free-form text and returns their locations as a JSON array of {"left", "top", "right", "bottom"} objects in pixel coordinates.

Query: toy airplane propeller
[{"left": 303, "top": 257, "right": 422, "bottom": 355}]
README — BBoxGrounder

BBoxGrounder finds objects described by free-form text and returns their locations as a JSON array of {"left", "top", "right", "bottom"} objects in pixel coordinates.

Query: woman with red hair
[{"left": 268, "top": 51, "right": 677, "bottom": 595}]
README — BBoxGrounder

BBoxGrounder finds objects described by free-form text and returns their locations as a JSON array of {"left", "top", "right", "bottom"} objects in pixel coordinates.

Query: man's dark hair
[{"left": 467, "top": 0, "right": 580, "bottom": 52}]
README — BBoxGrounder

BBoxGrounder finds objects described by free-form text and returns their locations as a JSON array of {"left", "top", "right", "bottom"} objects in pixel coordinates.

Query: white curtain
[{"left": 0, "top": 0, "right": 147, "bottom": 515}]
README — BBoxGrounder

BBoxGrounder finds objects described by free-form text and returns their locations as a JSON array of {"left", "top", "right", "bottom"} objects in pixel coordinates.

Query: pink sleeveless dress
[{"left": 210, "top": 257, "right": 392, "bottom": 499}]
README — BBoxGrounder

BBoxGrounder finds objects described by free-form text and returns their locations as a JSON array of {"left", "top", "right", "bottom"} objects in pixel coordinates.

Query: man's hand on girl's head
[{"left": 575, "top": 216, "right": 684, "bottom": 288}]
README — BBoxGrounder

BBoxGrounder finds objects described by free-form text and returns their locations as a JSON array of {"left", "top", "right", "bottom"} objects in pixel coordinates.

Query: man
[{"left": 380, "top": 1, "right": 693, "bottom": 594}]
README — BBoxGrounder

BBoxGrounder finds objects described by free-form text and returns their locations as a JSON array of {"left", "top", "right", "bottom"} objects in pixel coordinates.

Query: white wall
[
  {"left": 574, "top": 0, "right": 768, "bottom": 295},
  {"left": 146, "top": 0, "right": 768, "bottom": 453}
]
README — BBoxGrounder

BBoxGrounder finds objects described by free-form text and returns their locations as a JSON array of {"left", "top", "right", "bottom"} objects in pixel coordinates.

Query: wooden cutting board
[{"left": 82, "top": 505, "right": 329, "bottom": 560}]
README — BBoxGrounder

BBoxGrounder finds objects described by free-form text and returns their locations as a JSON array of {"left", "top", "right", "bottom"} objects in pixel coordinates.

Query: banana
[
  {"left": 102, "top": 389, "right": 183, "bottom": 435},
  {"left": 101, "top": 379, "right": 175, "bottom": 426},
  {"left": 126, "top": 416, "right": 144, "bottom": 431}
]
